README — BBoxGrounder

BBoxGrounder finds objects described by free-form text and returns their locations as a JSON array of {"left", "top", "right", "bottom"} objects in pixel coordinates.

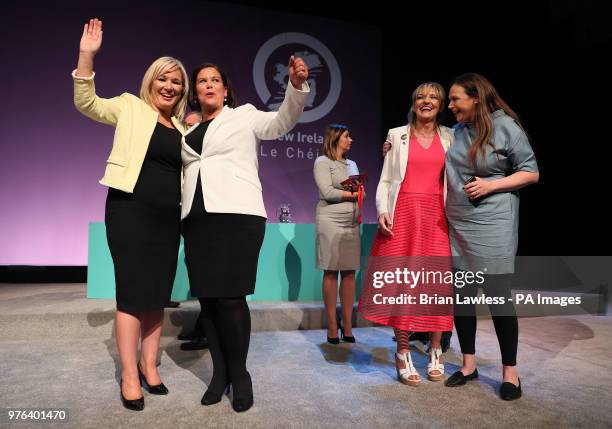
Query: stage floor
[{"left": 1, "top": 284, "right": 611, "bottom": 428}]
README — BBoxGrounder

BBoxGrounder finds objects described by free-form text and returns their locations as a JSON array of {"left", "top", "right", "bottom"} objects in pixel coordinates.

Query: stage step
[
  {"left": 0, "top": 283, "right": 606, "bottom": 341},
  {"left": 0, "top": 284, "right": 376, "bottom": 341}
]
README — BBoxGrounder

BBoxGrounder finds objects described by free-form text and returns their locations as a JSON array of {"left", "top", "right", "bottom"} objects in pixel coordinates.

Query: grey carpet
[
  {"left": 2, "top": 317, "right": 612, "bottom": 428},
  {"left": 1, "top": 284, "right": 611, "bottom": 428}
]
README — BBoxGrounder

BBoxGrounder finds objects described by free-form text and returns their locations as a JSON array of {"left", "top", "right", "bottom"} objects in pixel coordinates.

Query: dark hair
[
  {"left": 189, "top": 63, "right": 237, "bottom": 110},
  {"left": 323, "top": 124, "right": 349, "bottom": 160},
  {"left": 452, "top": 73, "right": 520, "bottom": 166}
]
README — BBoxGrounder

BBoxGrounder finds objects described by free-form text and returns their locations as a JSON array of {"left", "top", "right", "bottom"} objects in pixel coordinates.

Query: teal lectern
[{"left": 88, "top": 222, "right": 377, "bottom": 302}]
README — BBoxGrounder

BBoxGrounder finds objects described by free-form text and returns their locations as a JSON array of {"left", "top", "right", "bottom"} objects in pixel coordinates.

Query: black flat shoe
[
  {"left": 445, "top": 368, "right": 479, "bottom": 387},
  {"left": 138, "top": 363, "right": 168, "bottom": 395},
  {"left": 120, "top": 380, "right": 144, "bottom": 411},
  {"left": 500, "top": 378, "right": 522, "bottom": 401},
  {"left": 180, "top": 337, "right": 209, "bottom": 351}
]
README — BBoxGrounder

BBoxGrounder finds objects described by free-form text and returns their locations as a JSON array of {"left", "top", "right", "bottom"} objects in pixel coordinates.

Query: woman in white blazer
[
  {"left": 181, "top": 57, "right": 309, "bottom": 412},
  {"left": 359, "top": 82, "right": 454, "bottom": 386}
]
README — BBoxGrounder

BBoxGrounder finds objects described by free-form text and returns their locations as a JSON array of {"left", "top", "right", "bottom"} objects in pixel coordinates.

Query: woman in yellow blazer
[{"left": 73, "top": 19, "right": 188, "bottom": 411}]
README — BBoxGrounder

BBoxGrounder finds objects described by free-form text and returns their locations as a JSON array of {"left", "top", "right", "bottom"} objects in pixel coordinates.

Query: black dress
[
  {"left": 105, "top": 122, "right": 182, "bottom": 312},
  {"left": 182, "top": 121, "right": 266, "bottom": 298}
]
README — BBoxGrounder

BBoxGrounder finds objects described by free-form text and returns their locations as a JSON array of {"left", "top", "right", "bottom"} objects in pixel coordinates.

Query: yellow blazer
[{"left": 72, "top": 70, "right": 185, "bottom": 193}]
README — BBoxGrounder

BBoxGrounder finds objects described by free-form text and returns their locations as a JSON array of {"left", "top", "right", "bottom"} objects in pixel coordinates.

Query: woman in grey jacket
[{"left": 444, "top": 73, "right": 539, "bottom": 400}]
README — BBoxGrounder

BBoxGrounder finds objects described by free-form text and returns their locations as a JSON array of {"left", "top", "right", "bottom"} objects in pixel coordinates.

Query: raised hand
[
  {"left": 80, "top": 18, "right": 103, "bottom": 55},
  {"left": 76, "top": 19, "right": 103, "bottom": 77},
  {"left": 288, "top": 56, "right": 308, "bottom": 89}
]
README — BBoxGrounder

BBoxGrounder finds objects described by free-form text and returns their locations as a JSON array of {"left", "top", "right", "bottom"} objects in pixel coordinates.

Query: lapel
[
  {"left": 143, "top": 107, "right": 158, "bottom": 145},
  {"left": 201, "top": 106, "right": 230, "bottom": 156},
  {"left": 438, "top": 126, "right": 451, "bottom": 152},
  {"left": 182, "top": 123, "right": 201, "bottom": 158},
  {"left": 170, "top": 116, "right": 186, "bottom": 134},
  {"left": 399, "top": 124, "right": 410, "bottom": 180}
]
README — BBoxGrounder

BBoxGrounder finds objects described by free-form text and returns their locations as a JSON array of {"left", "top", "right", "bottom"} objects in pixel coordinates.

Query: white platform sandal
[
  {"left": 396, "top": 351, "right": 421, "bottom": 386},
  {"left": 427, "top": 347, "right": 445, "bottom": 381}
]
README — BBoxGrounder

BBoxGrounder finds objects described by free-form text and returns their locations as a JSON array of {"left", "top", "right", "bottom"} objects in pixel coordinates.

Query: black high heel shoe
[
  {"left": 138, "top": 362, "right": 168, "bottom": 395},
  {"left": 340, "top": 326, "right": 356, "bottom": 343},
  {"left": 120, "top": 379, "right": 144, "bottom": 411},
  {"left": 201, "top": 383, "right": 230, "bottom": 406},
  {"left": 232, "top": 372, "right": 254, "bottom": 413},
  {"left": 327, "top": 314, "right": 340, "bottom": 344},
  {"left": 327, "top": 328, "right": 340, "bottom": 344}
]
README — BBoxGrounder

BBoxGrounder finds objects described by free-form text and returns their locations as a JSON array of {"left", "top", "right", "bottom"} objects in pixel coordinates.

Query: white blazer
[
  {"left": 375, "top": 124, "right": 454, "bottom": 222},
  {"left": 181, "top": 81, "right": 310, "bottom": 220}
]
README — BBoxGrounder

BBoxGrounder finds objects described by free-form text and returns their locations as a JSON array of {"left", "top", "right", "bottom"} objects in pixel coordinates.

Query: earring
[{"left": 224, "top": 96, "right": 227, "bottom": 104}]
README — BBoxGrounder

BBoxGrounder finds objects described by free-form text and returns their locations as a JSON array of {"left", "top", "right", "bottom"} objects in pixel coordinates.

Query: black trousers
[{"left": 454, "top": 273, "right": 518, "bottom": 366}]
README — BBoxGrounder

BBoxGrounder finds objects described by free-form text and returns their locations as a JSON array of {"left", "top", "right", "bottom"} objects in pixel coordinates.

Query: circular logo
[{"left": 253, "top": 32, "right": 341, "bottom": 124}]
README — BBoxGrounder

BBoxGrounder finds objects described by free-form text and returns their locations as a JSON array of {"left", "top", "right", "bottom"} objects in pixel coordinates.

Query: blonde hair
[
  {"left": 140, "top": 56, "right": 189, "bottom": 121},
  {"left": 323, "top": 124, "right": 349, "bottom": 160},
  {"left": 407, "top": 82, "right": 446, "bottom": 130}
]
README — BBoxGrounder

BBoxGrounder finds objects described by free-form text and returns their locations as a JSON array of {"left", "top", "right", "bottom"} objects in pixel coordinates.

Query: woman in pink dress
[{"left": 359, "top": 82, "right": 454, "bottom": 386}]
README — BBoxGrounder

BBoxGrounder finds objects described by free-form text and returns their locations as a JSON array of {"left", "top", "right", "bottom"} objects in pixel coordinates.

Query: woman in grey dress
[
  {"left": 444, "top": 73, "right": 539, "bottom": 400},
  {"left": 314, "top": 124, "right": 361, "bottom": 344}
]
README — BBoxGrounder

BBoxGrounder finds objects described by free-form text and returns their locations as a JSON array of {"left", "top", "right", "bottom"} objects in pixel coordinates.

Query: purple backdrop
[{"left": 0, "top": 1, "right": 381, "bottom": 265}]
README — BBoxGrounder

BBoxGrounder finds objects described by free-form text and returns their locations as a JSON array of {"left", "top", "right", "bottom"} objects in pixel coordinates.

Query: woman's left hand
[
  {"left": 463, "top": 177, "right": 496, "bottom": 200},
  {"left": 288, "top": 56, "right": 309, "bottom": 88}
]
